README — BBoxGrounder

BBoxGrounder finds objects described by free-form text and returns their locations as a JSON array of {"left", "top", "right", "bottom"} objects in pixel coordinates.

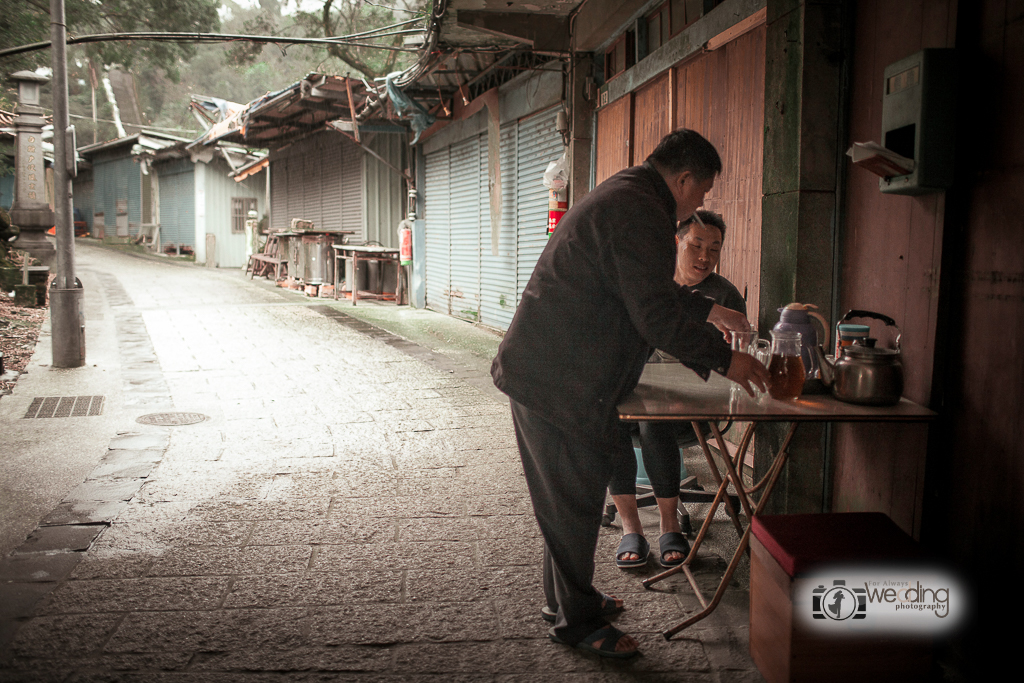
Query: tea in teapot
[{"left": 767, "top": 330, "right": 805, "bottom": 400}]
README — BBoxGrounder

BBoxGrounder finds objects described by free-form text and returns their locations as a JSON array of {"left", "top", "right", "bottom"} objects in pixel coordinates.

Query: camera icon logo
[{"left": 812, "top": 579, "right": 867, "bottom": 620}]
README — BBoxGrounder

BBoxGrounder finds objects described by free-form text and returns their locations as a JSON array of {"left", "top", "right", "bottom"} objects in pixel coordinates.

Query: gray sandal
[{"left": 615, "top": 533, "right": 650, "bottom": 568}]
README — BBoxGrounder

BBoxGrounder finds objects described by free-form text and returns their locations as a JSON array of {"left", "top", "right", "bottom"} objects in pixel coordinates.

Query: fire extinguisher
[
  {"left": 397, "top": 219, "right": 413, "bottom": 266},
  {"left": 547, "top": 188, "right": 567, "bottom": 237}
]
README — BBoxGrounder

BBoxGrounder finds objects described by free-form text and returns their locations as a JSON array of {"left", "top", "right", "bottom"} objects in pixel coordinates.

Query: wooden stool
[{"left": 750, "top": 512, "right": 932, "bottom": 683}]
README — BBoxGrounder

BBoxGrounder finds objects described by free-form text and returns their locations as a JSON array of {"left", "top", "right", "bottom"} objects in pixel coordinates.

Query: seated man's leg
[
  {"left": 609, "top": 424, "right": 649, "bottom": 564},
  {"left": 638, "top": 421, "right": 691, "bottom": 565},
  {"left": 510, "top": 399, "right": 635, "bottom": 651}
]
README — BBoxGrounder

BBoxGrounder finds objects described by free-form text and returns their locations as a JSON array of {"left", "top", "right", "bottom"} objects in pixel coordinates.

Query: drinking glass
[{"left": 729, "top": 325, "right": 759, "bottom": 402}]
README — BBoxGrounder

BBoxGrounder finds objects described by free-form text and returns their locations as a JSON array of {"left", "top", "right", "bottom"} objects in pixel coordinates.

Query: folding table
[
  {"left": 332, "top": 245, "right": 401, "bottom": 305},
  {"left": 617, "top": 363, "right": 935, "bottom": 639}
]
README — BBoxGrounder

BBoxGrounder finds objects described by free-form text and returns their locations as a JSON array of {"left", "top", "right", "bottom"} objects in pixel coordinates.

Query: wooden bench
[{"left": 246, "top": 234, "right": 288, "bottom": 280}]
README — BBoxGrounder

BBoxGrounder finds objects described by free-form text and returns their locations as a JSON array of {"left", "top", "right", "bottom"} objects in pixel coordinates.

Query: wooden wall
[
  {"left": 593, "top": 25, "right": 766, "bottom": 319},
  {"left": 679, "top": 27, "right": 766, "bottom": 323},
  {"left": 830, "top": 1, "right": 958, "bottom": 537},
  {"left": 594, "top": 95, "right": 631, "bottom": 185}
]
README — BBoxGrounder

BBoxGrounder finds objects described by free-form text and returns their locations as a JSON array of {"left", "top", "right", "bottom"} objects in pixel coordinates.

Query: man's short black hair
[
  {"left": 678, "top": 209, "right": 727, "bottom": 241},
  {"left": 646, "top": 129, "right": 722, "bottom": 180}
]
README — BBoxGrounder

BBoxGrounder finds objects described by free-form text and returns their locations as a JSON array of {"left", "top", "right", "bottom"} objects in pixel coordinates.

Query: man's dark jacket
[{"left": 490, "top": 162, "right": 732, "bottom": 444}]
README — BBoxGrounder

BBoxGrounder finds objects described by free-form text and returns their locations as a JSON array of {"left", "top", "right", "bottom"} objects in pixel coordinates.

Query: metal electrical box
[{"left": 879, "top": 49, "right": 956, "bottom": 195}]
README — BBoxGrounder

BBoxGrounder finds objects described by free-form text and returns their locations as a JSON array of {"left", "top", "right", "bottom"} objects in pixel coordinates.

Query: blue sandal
[
  {"left": 541, "top": 593, "right": 624, "bottom": 622},
  {"left": 548, "top": 624, "right": 640, "bottom": 659},
  {"left": 615, "top": 533, "right": 650, "bottom": 568}
]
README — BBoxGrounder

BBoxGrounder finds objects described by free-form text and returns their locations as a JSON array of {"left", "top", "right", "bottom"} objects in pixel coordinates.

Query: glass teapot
[{"left": 767, "top": 330, "right": 804, "bottom": 400}]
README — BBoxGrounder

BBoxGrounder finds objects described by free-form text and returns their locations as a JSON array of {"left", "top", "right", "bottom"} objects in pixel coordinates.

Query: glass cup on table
[{"left": 729, "top": 325, "right": 761, "bottom": 404}]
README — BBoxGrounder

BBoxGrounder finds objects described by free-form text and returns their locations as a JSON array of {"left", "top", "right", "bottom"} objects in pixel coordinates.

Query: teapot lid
[{"left": 782, "top": 302, "right": 818, "bottom": 311}]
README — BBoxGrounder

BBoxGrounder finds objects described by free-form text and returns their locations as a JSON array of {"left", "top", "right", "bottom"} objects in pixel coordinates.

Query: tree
[
  {"left": 1, "top": 0, "right": 220, "bottom": 141},
  {"left": 0, "top": 0, "right": 221, "bottom": 80},
  {"left": 292, "top": 0, "right": 423, "bottom": 80}
]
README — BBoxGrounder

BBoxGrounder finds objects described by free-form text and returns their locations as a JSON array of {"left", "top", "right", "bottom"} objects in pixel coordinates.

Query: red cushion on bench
[{"left": 751, "top": 512, "right": 922, "bottom": 577}]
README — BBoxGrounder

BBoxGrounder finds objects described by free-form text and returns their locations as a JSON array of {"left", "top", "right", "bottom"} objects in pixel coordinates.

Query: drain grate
[
  {"left": 136, "top": 412, "right": 208, "bottom": 426},
  {"left": 25, "top": 396, "right": 105, "bottom": 418}
]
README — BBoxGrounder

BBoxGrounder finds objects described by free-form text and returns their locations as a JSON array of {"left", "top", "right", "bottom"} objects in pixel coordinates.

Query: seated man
[{"left": 610, "top": 209, "right": 747, "bottom": 568}]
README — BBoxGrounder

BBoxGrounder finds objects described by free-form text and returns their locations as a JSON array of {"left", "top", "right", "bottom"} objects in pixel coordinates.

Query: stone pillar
[
  {"left": 9, "top": 71, "right": 56, "bottom": 264},
  {"left": 568, "top": 53, "right": 595, "bottom": 207},
  {"left": 756, "top": 0, "right": 850, "bottom": 513}
]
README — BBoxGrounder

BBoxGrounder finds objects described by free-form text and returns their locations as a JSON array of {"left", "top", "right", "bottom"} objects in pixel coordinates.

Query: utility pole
[{"left": 49, "top": 0, "right": 85, "bottom": 368}]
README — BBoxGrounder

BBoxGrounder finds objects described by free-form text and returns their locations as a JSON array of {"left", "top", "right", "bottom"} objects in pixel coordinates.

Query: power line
[
  {"left": 65, "top": 112, "right": 200, "bottom": 136},
  {"left": 0, "top": 30, "right": 424, "bottom": 60}
]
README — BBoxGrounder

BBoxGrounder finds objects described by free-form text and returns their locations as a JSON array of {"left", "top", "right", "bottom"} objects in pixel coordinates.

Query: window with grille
[{"left": 232, "top": 197, "right": 257, "bottom": 234}]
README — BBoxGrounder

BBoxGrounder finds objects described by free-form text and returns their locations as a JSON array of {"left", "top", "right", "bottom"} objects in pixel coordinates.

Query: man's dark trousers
[{"left": 509, "top": 397, "right": 628, "bottom": 645}]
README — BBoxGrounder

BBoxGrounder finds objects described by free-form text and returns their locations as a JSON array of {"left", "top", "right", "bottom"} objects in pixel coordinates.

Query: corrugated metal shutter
[
  {"left": 284, "top": 153, "right": 299, "bottom": 227},
  {"left": 270, "top": 158, "right": 288, "bottom": 231},
  {"left": 516, "top": 108, "right": 564, "bottom": 300},
  {"left": 447, "top": 136, "right": 481, "bottom": 322},
  {"left": 340, "top": 141, "right": 363, "bottom": 239},
  {"left": 321, "top": 140, "right": 342, "bottom": 231},
  {"left": 302, "top": 150, "right": 323, "bottom": 229},
  {"left": 157, "top": 165, "right": 194, "bottom": 248},
  {"left": 73, "top": 179, "right": 94, "bottom": 232},
  {"left": 424, "top": 148, "right": 450, "bottom": 313},
  {"left": 363, "top": 134, "right": 404, "bottom": 248},
  {"left": 479, "top": 121, "right": 518, "bottom": 330}
]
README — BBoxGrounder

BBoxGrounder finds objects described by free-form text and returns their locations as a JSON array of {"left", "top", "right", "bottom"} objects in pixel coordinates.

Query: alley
[{"left": 0, "top": 244, "right": 759, "bottom": 681}]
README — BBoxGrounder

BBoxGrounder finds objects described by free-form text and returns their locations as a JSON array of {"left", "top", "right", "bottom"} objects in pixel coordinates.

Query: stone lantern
[{"left": 8, "top": 70, "right": 56, "bottom": 263}]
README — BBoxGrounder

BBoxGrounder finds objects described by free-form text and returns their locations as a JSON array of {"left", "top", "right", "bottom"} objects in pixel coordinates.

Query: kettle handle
[
  {"left": 808, "top": 311, "right": 829, "bottom": 349},
  {"left": 837, "top": 309, "right": 902, "bottom": 352}
]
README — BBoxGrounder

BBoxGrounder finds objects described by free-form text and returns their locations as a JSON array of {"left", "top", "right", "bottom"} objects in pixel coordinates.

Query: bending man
[{"left": 490, "top": 130, "right": 768, "bottom": 659}]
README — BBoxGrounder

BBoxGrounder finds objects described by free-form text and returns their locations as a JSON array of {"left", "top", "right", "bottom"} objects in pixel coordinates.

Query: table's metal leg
[
  {"left": 693, "top": 422, "right": 747, "bottom": 536},
  {"left": 659, "top": 421, "right": 802, "bottom": 643},
  {"left": 352, "top": 253, "right": 359, "bottom": 305},
  {"left": 710, "top": 422, "right": 755, "bottom": 521}
]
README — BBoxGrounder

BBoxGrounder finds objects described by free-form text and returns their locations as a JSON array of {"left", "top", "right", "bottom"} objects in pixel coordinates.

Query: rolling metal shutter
[
  {"left": 516, "top": 108, "right": 564, "bottom": 300},
  {"left": 447, "top": 136, "right": 481, "bottom": 321},
  {"left": 321, "top": 141, "right": 342, "bottom": 231},
  {"left": 157, "top": 164, "right": 194, "bottom": 248},
  {"left": 340, "top": 141, "right": 363, "bottom": 239},
  {"left": 424, "top": 148, "right": 450, "bottom": 313},
  {"left": 270, "top": 158, "right": 288, "bottom": 231},
  {"left": 479, "top": 121, "right": 518, "bottom": 331},
  {"left": 287, "top": 151, "right": 305, "bottom": 227},
  {"left": 301, "top": 147, "right": 323, "bottom": 229}
]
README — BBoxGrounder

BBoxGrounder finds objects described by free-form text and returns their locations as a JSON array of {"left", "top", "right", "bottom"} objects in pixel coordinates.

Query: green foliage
[
  {"left": 293, "top": 0, "right": 424, "bottom": 80},
  {"left": 1, "top": 1, "right": 428, "bottom": 147},
  {"left": 0, "top": 0, "right": 221, "bottom": 75}
]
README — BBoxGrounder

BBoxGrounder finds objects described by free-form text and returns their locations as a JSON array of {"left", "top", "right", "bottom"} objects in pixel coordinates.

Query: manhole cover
[{"left": 136, "top": 412, "right": 208, "bottom": 426}]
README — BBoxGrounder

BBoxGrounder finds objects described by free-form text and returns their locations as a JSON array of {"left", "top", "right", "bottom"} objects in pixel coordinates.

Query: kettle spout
[{"left": 813, "top": 345, "right": 835, "bottom": 387}]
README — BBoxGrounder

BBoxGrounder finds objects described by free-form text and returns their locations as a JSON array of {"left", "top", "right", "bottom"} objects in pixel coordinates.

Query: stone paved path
[{"left": 0, "top": 245, "right": 762, "bottom": 682}]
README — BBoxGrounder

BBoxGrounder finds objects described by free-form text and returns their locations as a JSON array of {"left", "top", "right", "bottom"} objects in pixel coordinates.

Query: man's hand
[
  {"left": 707, "top": 304, "right": 750, "bottom": 338},
  {"left": 726, "top": 350, "right": 769, "bottom": 397}
]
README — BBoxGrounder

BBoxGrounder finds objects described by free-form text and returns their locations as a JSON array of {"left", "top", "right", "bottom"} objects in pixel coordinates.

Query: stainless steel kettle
[{"left": 812, "top": 310, "right": 904, "bottom": 406}]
